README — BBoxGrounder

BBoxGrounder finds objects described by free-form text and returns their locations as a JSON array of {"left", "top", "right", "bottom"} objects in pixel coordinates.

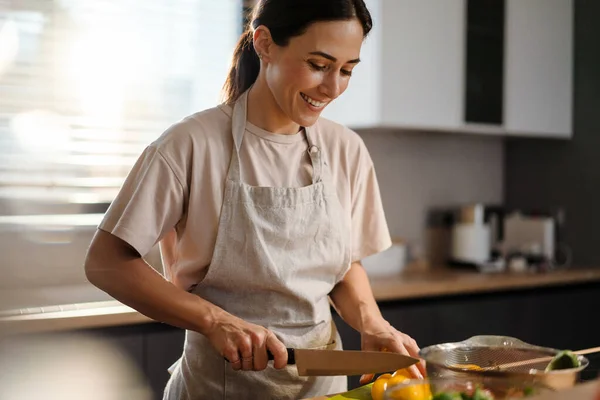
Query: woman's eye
[
  {"left": 309, "top": 62, "right": 327, "bottom": 71},
  {"left": 341, "top": 69, "right": 353, "bottom": 77}
]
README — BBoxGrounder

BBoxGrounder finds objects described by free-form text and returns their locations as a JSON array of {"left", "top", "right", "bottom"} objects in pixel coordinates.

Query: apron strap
[
  {"left": 227, "top": 90, "right": 248, "bottom": 181},
  {"left": 228, "top": 89, "right": 323, "bottom": 185},
  {"left": 304, "top": 126, "right": 323, "bottom": 184}
]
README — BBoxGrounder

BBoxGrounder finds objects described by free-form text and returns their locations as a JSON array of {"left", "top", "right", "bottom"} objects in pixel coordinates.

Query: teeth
[{"left": 301, "top": 93, "right": 326, "bottom": 108}]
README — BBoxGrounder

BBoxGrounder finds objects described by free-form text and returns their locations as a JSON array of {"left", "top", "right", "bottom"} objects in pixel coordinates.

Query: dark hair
[{"left": 221, "top": 0, "right": 372, "bottom": 104}]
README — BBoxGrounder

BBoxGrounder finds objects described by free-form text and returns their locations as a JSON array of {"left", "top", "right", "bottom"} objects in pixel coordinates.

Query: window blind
[{"left": 0, "top": 0, "right": 242, "bottom": 216}]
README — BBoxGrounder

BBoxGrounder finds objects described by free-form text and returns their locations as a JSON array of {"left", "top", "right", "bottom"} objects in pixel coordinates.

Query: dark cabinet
[
  {"left": 144, "top": 325, "right": 186, "bottom": 399},
  {"left": 84, "top": 324, "right": 147, "bottom": 376},
  {"left": 76, "top": 323, "right": 184, "bottom": 400}
]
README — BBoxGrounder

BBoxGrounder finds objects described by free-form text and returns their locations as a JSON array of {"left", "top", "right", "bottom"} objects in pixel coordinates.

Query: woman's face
[{"left": 258, "top": 19, "right": 365, "bottom": 128}]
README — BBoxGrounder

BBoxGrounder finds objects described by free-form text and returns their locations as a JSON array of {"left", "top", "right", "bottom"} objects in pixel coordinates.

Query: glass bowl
[
  {"left": 383, "top": 376, "right": 553, "bottom": 400},
  {"left": 419, "top": 335, "right": 589, "bottom": 391}
]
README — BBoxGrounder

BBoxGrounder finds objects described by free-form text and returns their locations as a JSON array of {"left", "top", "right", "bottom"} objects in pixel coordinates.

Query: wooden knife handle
[
  {"left": 223, "top": 348, "right": 296, "bottom": 364},
  {"left": 267, "top": 348, "right": 296, "bottom": 365}
]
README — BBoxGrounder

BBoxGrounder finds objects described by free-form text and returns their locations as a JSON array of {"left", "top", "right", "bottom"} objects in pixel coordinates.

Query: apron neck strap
[
  {"left": 228, "top": 90, "right": 248, "bottom": 181},
  {"left": 304, "top": 126, "right": 322, "bottom": 184},
  {"left": 228, "top": 89, "right": 323, "bottom": 184}
]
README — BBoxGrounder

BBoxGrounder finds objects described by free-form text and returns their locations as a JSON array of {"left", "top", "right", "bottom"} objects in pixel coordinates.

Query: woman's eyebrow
[{"left": 308, "top": 51, "right": 361, "bottom": 64}]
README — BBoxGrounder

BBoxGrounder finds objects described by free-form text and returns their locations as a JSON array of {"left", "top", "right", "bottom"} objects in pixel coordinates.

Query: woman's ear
[{"left": 252, "top": 25, "right": 274, "bottom": 62}]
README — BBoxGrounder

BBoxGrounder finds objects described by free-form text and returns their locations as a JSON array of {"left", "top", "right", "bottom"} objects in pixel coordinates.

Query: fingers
[
  {"left": 359, "top": 373, "right": 375, "bottom": 385},
  {"left": 384, "top": 335, "right": 424, "bottom": 379},
  {"left": 223, "top": 345, "right": 242, "bottom": 371},
  {"left": 222, "top": 327, "right": 286, "bottom": 372},
  {"left": 252, "top": 332, "right": 269, "bottom": 372},
  {"left": 265, "top": 331, "right": 288, "bottom": 369},
  {"left": 238, "top": 336, "right": 254, "bottom": 371},
  {"left": 402, "top": 335, "right": 427, "bottom": 378}
]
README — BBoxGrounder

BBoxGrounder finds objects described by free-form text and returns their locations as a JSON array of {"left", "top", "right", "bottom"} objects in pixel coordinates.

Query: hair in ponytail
[
  {"left": 221, "top": 0, "right": 372, "bottom": 104},
  {"left": 221, "top": 30, "right": 261, "bottom": 105}
]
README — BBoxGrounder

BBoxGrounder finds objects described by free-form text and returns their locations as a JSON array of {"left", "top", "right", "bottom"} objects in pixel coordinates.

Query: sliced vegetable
[
  {"left": 450, "top": 364, "right": 483, "bottom": 371},
  {"left": 545, "top": 350, "right": 580, "bottom": 371},
  {"left": 371, "top": 368, "right": 432, "bottom": 400}
]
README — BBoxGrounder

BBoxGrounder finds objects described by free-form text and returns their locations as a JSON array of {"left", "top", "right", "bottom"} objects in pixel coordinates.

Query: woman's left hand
[{"left": 358, "top": 318, "right": 426, "bottom": 385}]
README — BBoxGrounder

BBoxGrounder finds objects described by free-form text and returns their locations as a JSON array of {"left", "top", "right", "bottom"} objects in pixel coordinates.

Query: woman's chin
[{"left": 293, "top": 110, "right": 323, "bottom": 128}]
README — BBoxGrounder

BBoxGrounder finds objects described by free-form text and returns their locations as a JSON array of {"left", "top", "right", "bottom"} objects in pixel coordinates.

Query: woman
[{"left": 84, "top": 0, "right": 425, "bottom": 398}]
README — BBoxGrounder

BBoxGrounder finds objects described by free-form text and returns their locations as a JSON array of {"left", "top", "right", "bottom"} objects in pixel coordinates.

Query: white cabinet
[
  {"left": 380, "top": 0, "right": 465, "bottom": 130},
  {"left": 504, "top": 0, "right": 573, "bottom": 137},
  {"left": 320, "top": 0, "right": 383, "bottom": 128},
  {"left": 324, "top": 0, "right": 573, "bottom": 138}
]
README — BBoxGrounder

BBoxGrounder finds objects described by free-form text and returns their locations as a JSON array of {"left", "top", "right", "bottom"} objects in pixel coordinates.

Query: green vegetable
[
  {"left": 545, "top": 350, "right": 580, "bottom": 371},
  {"left": 523, "top": 386, "right": 536, "bottom": 396},
  {"left": 471, "top": 388, "right": 494, "bottom": 400},
  {"left": 432, "top": 392, "right": 463, "bottom": 400}
]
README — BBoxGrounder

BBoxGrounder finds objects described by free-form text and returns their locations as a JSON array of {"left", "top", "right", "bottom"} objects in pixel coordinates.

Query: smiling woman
[
  {"left": 222, "top": 0, "right": 371, "bottom": 135},
  {"left": 84, "top": 1, "right": 425, "bottom": 399}
]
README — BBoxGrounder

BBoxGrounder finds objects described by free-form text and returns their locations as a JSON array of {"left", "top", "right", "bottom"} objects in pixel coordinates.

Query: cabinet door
[
  {"left": 145, "top": 326, "right": 186, "bottom": 400},
  {"left": 320, "top": 0, "right": 382, "bottom": 129},
  {"left": 504, "top": 0, "right": 573, "bottom": 137},
  {"left": 381, "top": 0, "right": 466, "bottom": 130}
]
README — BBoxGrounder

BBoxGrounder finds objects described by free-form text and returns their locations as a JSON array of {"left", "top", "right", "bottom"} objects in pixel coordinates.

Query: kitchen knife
[{"left": 266, "top": 348, "right": 420, "bottom": 376}]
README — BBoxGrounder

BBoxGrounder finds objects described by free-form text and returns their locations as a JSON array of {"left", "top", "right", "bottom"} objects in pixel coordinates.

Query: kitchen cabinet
[
  {"left": 81, "top": 324, "right": 185, "bottom": 400},
  {"left": 323, "top": 0, "right": 466, "bottom": 131},
  {"left": 145, "top": 325, "right": 186, "bottom": 399},
  {"left": 322, "top": 0, "right": 573, "bottom": 138},
  {"left": 504, "top": 0, "right": 573, "bottom": 137}
]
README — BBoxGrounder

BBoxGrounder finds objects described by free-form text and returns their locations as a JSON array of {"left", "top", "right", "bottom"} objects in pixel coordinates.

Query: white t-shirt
[{"left": 99, "top": 104, "right": 392, "bottom": 290}]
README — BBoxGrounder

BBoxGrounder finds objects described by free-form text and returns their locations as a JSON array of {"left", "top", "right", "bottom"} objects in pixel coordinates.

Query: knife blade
[{"left": 267, "top": 348, "right": 420, "bottom": 376}]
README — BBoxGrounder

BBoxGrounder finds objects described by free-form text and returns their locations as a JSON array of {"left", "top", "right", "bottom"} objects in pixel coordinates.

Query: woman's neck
[{"left": 247, "top": 77, "right": 300, "bottom": 135}]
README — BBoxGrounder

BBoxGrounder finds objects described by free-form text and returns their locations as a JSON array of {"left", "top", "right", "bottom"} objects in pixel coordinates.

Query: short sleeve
[
  {"left": 99, "top": 145, "right": 186, "bottom": 257},
  {"left": 350, "top": 142, "right": 392, "bottom": 262}
]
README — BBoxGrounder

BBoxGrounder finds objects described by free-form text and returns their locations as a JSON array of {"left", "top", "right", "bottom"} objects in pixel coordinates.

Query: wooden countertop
[
  {"left": 1, "top": 268, "right": 599, "bottom": 335},
  {"left": 368, "top": 267, "right": 600, "bottom": 302}
]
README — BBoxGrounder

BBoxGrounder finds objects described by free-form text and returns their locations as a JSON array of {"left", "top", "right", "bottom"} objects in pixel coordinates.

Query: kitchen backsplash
[{"left": 358, "top": 128, "right": 504, "bottom": 262}]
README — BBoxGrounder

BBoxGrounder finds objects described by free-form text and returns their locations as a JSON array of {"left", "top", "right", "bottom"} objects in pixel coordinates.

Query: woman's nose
[{"left": 319, "top": 72, "right": 342, "bottom": 100}]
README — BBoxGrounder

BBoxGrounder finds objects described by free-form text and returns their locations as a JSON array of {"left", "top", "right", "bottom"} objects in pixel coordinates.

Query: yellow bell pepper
[{"left": 370, "top": 369, "right": 432, "bottom": 400}]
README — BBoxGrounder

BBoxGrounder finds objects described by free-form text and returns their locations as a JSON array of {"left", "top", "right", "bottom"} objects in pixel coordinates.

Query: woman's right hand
[{"left": 205, "top": 311, "right": 288, "bottom": 372}]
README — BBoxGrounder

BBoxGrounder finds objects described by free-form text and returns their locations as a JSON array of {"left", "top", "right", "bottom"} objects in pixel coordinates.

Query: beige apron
[{"left": 164, "top": 89, "right": 352, "bottom": 400}]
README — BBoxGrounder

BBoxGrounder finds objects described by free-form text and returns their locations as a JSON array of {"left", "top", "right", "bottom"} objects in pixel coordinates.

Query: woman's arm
[
  {"left": 85, "top": 229, "right": 288, "bottom": 370},
  {"left": 329, "top": 261, "right": 383, "bottom": 333},
  {"left": 329, "top": 262, "right": 425, "bottom": 381},
  {"left": 85, "top": 229, "right": 218, "bottom": 333}
]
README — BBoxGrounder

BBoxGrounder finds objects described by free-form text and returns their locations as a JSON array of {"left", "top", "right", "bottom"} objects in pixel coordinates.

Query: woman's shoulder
[
  {"left": 143, "top": 105, "right": 232, "bottom": 175},
  {"left": 154, "top": 105, "right": 231, "bottom": 148}
]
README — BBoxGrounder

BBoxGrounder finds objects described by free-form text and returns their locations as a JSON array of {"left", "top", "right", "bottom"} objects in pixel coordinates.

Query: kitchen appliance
[
  {"left": 426, "top": 203, "right": 505, "bottom": 271},
  {"left": 264, "top": 348, "right": 420, "bottom": 376},
  {"left": 419, "top": 335, "right": 589, "bottom": 391},
  {"left": 502, "top": 211, "right": 564, "bottom": 269},
  {"left": 427, "top": 204, "right": 566, "bottom": 272}
]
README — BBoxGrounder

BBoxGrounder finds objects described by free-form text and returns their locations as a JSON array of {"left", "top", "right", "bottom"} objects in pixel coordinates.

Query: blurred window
[{"left": 0, "top": 0, "right": 241, "bottom": 215}]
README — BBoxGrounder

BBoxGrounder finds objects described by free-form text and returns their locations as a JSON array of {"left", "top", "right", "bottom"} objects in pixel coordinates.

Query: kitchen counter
[
  {"left": 1, "top": 267, "right": 600, "bottom": 335},
  {"left": 368, "top": 267, "right": 600, "bottom": 301}
]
